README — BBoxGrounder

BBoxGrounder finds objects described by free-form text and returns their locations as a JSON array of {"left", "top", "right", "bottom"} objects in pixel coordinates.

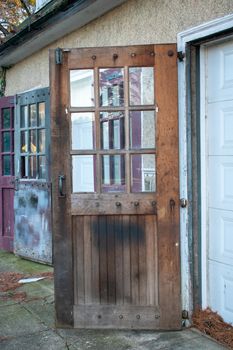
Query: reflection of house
[{"left": 1, "top": 0, "right": 233, "bottom": 330}]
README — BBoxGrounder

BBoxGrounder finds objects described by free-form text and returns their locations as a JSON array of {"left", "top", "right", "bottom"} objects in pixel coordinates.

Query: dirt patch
[
  {"left": 0, "top": 271, "right": 54, "bottom": 292},
  {"left": 193, "top": 308, "right": 233, "bottom": 349}
]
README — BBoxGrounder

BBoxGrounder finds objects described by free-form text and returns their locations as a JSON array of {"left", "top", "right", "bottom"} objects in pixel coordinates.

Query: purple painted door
[{"left": 0, "top": 96, "right": 15, "bottom": 252}]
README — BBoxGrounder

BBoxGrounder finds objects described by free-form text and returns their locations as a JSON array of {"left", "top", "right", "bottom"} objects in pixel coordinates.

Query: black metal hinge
[
  {"left": 55, "top": 47, "right": 63, "bottom": 65},
  {"left": 177, "top": 51, "right": 185, "bottom": 62}
]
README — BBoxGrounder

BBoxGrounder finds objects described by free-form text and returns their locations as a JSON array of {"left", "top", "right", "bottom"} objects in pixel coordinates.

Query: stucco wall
[{"left": 5, "top": 0, "right": 233, "bottom": 95}]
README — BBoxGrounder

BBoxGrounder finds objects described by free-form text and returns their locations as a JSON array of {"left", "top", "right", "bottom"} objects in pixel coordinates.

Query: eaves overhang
[{"left": 0, "top": 0, "right": 127, "bottom": 67}]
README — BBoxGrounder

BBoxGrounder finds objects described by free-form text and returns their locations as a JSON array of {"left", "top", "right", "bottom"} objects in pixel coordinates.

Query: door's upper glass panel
[
  {"left": 2, "top": 131, "right": 11, "bottom": 152},
  {"left": 70, "top": 70, "right": 94, "bottom": 107},
  {"left": 2, "top": 108, "right": 11, "bottom": 129},
  {"left": 130, "top": 110, "right": 155, "bottom": 149},
  {"left": 2, "top": 155, "right": 11, "bottom": 176},
  {"left": 102, "top": 155, "right": 125, "bottom": 193},
  {"left": 29, "top": 104, "right": 37, "bottom": 127},
  {"left": 129, "top": 67, "right": 154, "bottom": 106},
  {"left": 38, "top": 103, "right": 46, "bottom": 126},
  {"left": 71, "top": 113, "right": 95, "bottom": 150},
  {"left": 21, "top": 131, "right": 28, "bottom": 153},
  {"left": 20, "top": 106, "right": 28, "bottom": 128},
  {"left": 72, "top": 155, "right": 96, "bottom": 193},
  {"left": 99, "top": 68, "right": 124, "bottom": 107},
  {"left": 29, "top": 130, "right": 37, "bottom": 153},
  {"left": 131, "top": 154, "right": 156, "bottom": 192},
  {"left": 100, "top": 112, "right": 124, "bottom": 150}
]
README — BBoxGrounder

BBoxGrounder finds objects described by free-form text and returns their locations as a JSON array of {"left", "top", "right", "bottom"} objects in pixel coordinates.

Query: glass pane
[
  {"left": 131, "top": 154, "right": 156, "bottom": 192},
  {"left": 2, "top": 131, "right": 10, "bottom": 152},
  {"left": 29, "top": 104, "right": 37, "bottom": 127},
  {"left": 39, "top": 156, "right": 46, "bottom": 178},
  {"left": 102, "top": 155, "right": 125, "bottom": 193},
  {"left": 21, "top": 156, "right": 28, "bottom": 178},
  {"left": 70, "top": 70, "right": 94, "bottom": 107},
  {"left": 29, "top": 156, "right": 37, "bottom": 178},
  {"left": 100, "top": 112, "right": 124, "bottom": 149},
  {"left": 21, "top": 131, "right": 28, "bottom": 153},
  {"left": 72, "top": 155, "right": 96, "bottom": 192},
  {"left": 39, "top": 129, "right": 45, "bottom": 153},
  {"left": 38, "top": 103, "right": 45, "bottom": 126},
  {"left": 20, "top": 106, "right": 28, "bottom": 128},
  {"left": 99, "top": 68, "right": 124, "bottom": 107},
  {"left": 71, "top": 113, "right": 94, "bottom": 150},
  {"left": 29, "top": 130, "right": 37, "bottom": 153},
  {"left": 3, "top": 108, "right": 11, "bottom": 129},
  {"left": 129, "top": 67, "right": 154, "bottom": 105},
  {"left": 130, "top": 111, "right": 155, "bottom": 149},
  {"left": 2, "top": 155, "right": 11, "bottom": 176}
]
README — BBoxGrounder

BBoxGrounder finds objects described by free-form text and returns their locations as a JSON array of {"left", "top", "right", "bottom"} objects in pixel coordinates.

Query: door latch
[
  {"left": 180, "top": 198, "right": 188, "bottom": 208},
  {"left": 58, "top": 175, "right": 65, "bottom": 197}
]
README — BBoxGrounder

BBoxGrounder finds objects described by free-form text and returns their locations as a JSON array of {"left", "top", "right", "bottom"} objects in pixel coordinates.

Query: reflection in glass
[
  {"left": 3, "top": 155, "right": 11, "bottom": 176},
  {"left": 130, "top": 111, "right": 155, "bottom": 149},
  {"left": 29, "top": 104, "right": 37, "bottom": 127},
  {"left": 71, "top": 113, "right": 94, "bottom": 150},
  {"left": 3, "top": 108, "right": 10, "bottom": 129},
  {"left": 102, "top": 155, "right": 125, "bottom": 192},
  {"left": 39, "top": 156, "right": 46, "bottom": 178},
  {"left": 70, "top": 70, "right": 94, "bottom": 107},
  {"left": 29, "top": 156, "right": 37, "bottom": 178},
  {"left": 29, "top": 130, "right": 37, "bottom": 153},
  {"left": 131, "top": 154, "right": 156, "bottom": 192},
  {"left": 3, "top": 132, "right": 10, "bottom": 152},
  {"left": 39, "top": 129, "right": 45, "bottom": 153},
  {"left": 21, "top": 131, "right": 28, "bottom": 153},
  {"left": 129, "top": 67, "right": 154, "bottom": 105},
  {"left": 100, "top": 112, "right": 124, "bottom": 150},
  {"left": 20, "top": 106, "right": 28, "bottom": 128},
  {"left": 72, "top": 155, "right": 96, "bottom": 192},
  {"left": 38, "top": 103, "right": 45, "bottom": 126},
  {"left": 21, "top": 156, "right": 28, "bottom": 178},
  {"left": 99, "top": 68, "right": 124, "bottom": 107}
]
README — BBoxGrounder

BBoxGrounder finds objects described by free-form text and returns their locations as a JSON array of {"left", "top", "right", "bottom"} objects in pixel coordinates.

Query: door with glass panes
[
  {"left": 0, "top": 96, "right": 14, "bottom": 252},
  {"left": 51, "top": 45, "right": 181, "bottom": 329}
]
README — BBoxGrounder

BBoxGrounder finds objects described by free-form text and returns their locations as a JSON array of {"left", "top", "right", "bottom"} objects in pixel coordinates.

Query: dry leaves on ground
[{"left": 193, "top": 308, "right": 233, "bottom": 349}]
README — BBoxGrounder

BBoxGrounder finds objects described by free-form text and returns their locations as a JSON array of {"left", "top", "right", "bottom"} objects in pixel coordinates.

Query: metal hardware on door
[
  {"left": 151, "top": 201, "right": 156, "bottom": 207},
  {"left": 180, "top": 198, "right": 188, "bottom": 208},
  {"left": 170, "top": 199, "right": 175, "bottom": 210},
  {"left": 58, "top": 175, "right": 65, "bottom": 197},
  {"left": 115, "top": 201, "right": 121, "bottom": 207},
  {"left": 134, "top": 201, "right": 139, "bottom": 207},
  {"left": 11, "top": 177, "right": 19, "bottom": 191}
]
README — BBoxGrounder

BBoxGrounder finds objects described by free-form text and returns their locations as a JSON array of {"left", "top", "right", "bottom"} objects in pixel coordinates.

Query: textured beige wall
[{"left": 5, "top": 0, "right": 233, "bottom": 95}]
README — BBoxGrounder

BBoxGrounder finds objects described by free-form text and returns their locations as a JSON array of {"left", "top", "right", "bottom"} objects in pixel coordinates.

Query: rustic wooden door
[
  {"left": 0, "top": 96, "right": 15, "bottom": 252},
  {"left": 50, "top": 45, "right": 181, "bottom": 329}
]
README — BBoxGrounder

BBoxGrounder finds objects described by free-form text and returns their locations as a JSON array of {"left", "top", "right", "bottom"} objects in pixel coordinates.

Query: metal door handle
[{"left": 58, "top": 175, "right": 65, "bottom": 197}]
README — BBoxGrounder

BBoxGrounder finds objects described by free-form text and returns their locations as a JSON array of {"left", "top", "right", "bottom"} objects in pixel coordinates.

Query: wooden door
[
  {"left": 0, "top": 96, "right": 15, "bottom": 252},
  {"left": 50, "top": 45, "right": 181, "bottom": 329}
]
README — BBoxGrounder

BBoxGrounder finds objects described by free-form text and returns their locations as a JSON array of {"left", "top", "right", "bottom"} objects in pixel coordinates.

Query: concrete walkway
[{"left": 0, "top": 250, "right": 227, "bottom": 350}]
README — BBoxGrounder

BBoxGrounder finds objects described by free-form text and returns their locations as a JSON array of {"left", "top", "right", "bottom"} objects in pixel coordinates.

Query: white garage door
[{"left": 206, "top": 39, "right": 233, "bottom": 324}]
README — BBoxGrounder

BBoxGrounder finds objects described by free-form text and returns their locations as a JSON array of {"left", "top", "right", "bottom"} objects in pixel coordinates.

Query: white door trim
[{"left": 177, "top": 14, "right": 233, "bottom": 315}]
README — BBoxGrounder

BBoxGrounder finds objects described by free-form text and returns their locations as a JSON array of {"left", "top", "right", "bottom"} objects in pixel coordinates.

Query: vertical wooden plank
[
  {"left": 50, "top": 50, "right": 73, "bottom": 327},
  {"left": 115, "top": 215, "right": 124, "bottom": 304},
  {"left": 138, "top": 215, "right": 147, "bottom": 305},
  {"left": 130, "top": 215, "right": 139, "bottom": 305},
  {"left": 99, "top": 215, "right": 108, "bottom": 303},
  {"left": 91, "top": 215, "right": 100, "bottom": 304},
  {"left": 106, "top": 216, "right": 116, "bottom": 304},
  {"left": 145, "top": 215, "right": 157, "bottom": 306},
  {"left": 84, "top": 216, "right": 92, "bottom": 304},
  {"left": 155, "top": 44, "right": 181, "bottom": 329},
  {"left": 122, "top": 215, "right": 131, "bottom": 304},
  {"left": 74, "top": 216, "right": 84, "bottom": 305}
]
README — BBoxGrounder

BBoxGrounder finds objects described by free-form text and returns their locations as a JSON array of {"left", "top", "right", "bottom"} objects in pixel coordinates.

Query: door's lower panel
[
  {"left": 73, "top": 305, "right": 160, "bottom": 329},
  {"left": 73, "top": 215, "right": 158, "bottom": 328}
]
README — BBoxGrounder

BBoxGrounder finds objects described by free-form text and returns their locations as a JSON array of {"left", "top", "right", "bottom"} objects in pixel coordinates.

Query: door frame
[{"left": 177, "top": 14, "right": 233, "bottom": 316}]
